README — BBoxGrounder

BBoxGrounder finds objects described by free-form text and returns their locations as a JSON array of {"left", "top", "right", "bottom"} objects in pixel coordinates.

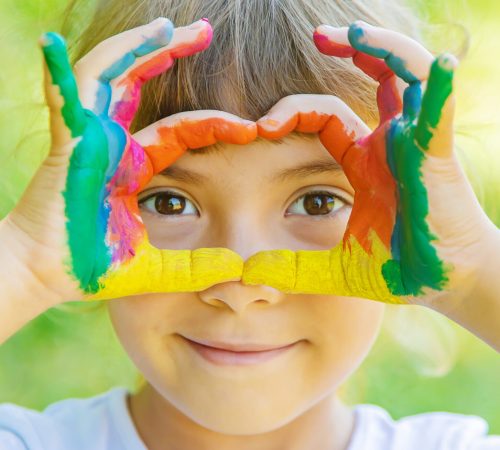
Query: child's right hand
[{"left": 0, "top": 18, "right": 252, "bottom": 307}]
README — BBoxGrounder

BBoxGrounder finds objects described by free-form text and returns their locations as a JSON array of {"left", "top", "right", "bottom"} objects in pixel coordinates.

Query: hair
[
  {"left": 62, "top": 0, "right": 425, "bottom": 131},
  {"left": 54, "top": 0, "right": 460, "bottom": 389}
]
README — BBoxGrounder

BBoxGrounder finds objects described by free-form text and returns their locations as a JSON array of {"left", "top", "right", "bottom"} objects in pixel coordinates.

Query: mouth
[{"left": 178, "top": 334, "right": 302, "bottom": 366}]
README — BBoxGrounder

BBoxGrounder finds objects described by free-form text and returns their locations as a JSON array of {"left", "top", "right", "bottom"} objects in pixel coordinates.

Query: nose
[
  {"left": 198, "top": 280, "right": 283, "bottom": 314},
  {"left": 196, "top": 207, "right": 285, "bottom": 313}
]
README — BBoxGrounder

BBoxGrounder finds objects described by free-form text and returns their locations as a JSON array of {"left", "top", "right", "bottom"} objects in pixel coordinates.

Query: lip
[{"left": 179, "top": 335, "right": 301, "bottom": 366}]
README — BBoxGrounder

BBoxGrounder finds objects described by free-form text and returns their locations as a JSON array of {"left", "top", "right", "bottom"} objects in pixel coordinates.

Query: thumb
[{"left": 39, "top": 32, "right": 86, "bottom": 150}]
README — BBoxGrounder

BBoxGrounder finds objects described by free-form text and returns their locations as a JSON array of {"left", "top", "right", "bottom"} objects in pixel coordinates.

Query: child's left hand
[{"left": 242, "top": 21, "right": 500, "bottom": 347}]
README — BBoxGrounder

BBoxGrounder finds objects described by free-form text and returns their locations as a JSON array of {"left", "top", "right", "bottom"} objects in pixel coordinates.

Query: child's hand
[
  {"left": 243, "top": 21, "right": 499, "bottom": 313},
  {"left": 1, "top": 18, "right": 254, "bottom": 305}
]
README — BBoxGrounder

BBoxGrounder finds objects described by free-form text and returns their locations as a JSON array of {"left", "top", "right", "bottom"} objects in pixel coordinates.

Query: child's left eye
[{"left": 286, "top": 191, "right": 346, "bottom": 216}]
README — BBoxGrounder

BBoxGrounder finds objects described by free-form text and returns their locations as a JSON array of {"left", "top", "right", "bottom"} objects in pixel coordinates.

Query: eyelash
[{"left": 138, "top": 189, "right": 349, "bottom": 218}]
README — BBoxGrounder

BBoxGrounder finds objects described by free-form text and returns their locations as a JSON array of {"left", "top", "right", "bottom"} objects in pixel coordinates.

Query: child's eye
[
  {"left": 286, "top": 191, "right": 346, "bottom": 217},
  {"left": 138, "top": 191, "right": 198, "bottom": 217}
]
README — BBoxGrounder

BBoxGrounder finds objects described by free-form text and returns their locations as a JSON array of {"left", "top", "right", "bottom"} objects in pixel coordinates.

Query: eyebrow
[{"left": 157, "top": 159, "right": 343, "bottom": 185}]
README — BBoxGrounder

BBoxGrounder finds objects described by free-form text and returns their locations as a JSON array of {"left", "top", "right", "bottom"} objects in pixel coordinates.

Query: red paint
[
  {"left": 313, "top": 28, "right": 403, "bottom": 123},
  {"left": 258, "top": 110, "right": 396, "bottom": 254},
  {"left": 112, "top": 22, "right": 214, "bottom": 128},
  {"left": 313, "top": 31, "right": 355, "bottom": 57}
]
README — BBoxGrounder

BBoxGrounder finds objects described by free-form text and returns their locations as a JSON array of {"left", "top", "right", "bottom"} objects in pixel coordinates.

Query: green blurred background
[{"left": 0, "top": 0, "right": 499, "bottom": 435}]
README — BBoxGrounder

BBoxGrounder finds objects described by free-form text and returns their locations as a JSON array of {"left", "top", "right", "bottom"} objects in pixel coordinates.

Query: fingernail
[{"left": 438, "top": 53, "right": 458, "bottom": 71}]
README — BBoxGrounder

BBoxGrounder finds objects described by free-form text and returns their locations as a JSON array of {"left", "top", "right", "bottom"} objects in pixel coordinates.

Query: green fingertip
[
  {"left": 414, "top": 54, "right": 455, "bottom": 150},
  {"left": 40, "top": 31, "right": 86, "bottom": 137},
  {"left": 39, "top": 31, "right": 66, "bottom": 49},
  {"left": 40, "top": 32, "right": 72, "bottom": 80}
]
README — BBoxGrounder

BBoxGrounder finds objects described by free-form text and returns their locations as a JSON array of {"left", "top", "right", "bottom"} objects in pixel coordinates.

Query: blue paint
[
  {"left": 385, "top": 120, "right": 401, "bottom": 262},
  {"left": 93, "top": 19, "right": 174, "bottom": 115},
  {"left": 402, "top": 81, "right": 422, "bottom": 121},
  {"left": 95, "top": 82, "right": 112, "bottom": 117},
  {"left": 348, "top": 22, "right": 419, "bottom": 84}
]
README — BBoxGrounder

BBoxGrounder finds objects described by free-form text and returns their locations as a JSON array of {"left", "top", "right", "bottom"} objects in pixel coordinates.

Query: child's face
[{"left": 107, "top": 135, "right": 385, "bottom": 433}]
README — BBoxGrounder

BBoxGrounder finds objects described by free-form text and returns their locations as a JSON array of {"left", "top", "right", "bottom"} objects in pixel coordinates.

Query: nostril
[{"left": 205, "top": 298, "right": 227, "bottom": 308}]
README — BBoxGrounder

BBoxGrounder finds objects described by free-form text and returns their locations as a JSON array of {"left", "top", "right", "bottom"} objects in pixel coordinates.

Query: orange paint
[
  {"left": 341, "top": 126, "right": 396, "bottom": 252},
  {"left": 145, "top": 117, "right": 258, "bottom": 174},
  {"left": 259, "top": 109, "right": 396, "bottom": 255},
  {"left": 258, "top": 112, "right": 333, "bottom": 139},
  {"left": 318, "top": 115, "right": 357, "bottom": 164}
]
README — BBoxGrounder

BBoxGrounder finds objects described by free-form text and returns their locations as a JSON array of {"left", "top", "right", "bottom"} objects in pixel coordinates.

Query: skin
[
  {"left": 0, "top": 15, "right": 498, "bottom": 450},
  {"left": 108, "top": 135, "right": 385, "bottom": 450}
]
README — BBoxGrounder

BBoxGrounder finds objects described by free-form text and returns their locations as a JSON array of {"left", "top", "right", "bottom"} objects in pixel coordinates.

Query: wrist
[
  {"left": 0, "top": 216, "right": 58, "bottom": 314},
  {"left": 449, "top": 221, "right": 500, "bottom": 350}
]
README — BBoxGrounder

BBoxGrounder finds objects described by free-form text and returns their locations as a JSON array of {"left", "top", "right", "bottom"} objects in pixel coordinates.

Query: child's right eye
[{"left": 138, "top": 191, "right": 199, "bottom": 217}]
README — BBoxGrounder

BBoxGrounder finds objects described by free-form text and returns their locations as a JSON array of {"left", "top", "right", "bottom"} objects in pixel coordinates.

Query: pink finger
[{"left": 111, "top": 19, "right": 213, "bottom": 128}]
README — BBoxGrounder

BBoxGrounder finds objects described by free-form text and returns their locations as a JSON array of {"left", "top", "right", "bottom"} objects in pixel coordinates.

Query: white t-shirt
[{"left": 0, "top": 386, "right": 498, "bottom": 450}]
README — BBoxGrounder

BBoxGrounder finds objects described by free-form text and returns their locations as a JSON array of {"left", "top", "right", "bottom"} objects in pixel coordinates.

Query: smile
[{"left": 179, "top": 335, "right": 301, "bottom": 366}]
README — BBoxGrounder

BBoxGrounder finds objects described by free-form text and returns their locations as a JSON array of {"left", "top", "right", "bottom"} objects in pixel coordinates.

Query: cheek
[
  {"left": 284, "top": 207, "right": 351, "bottom": 249},
  {"left": 107, "top": 294, "right": 192, "bottom": 374},
  {"left": 305, "top": 296, "right": 385, "bottom": 385}
]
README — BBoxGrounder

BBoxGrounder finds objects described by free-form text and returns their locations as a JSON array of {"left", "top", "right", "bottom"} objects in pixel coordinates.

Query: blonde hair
[
  {"left": 56, "top": 0, "right": 459, "bottom": 385},
  {"left": 62, "top": 0, "right": 424, "bottom": 131}
]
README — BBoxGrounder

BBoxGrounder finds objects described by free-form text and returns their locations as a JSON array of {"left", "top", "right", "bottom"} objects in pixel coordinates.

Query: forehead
[{"left": 160, "top": 134, "right": 342, "bottom": 183}]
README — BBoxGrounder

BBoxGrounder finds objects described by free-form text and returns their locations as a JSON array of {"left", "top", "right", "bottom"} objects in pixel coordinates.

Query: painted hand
[
  {"left": 243, "top": 21, "right": 493, "bottom": 306},
  {"left": 6, "top": 18, "right": 255, "bottom": 303}
]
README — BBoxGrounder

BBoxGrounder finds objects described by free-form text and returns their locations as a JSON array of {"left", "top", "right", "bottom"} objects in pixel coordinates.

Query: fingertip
[
  {"left": 313, "top": 24, "right": 354, "bottom": 57},
  {"left": 313, "top": 26, "right": 331, "bottom": 51},
  {"left": 147, "top": 17, "right": 174, "bottom": 47},
  {"left": 257, "top": 118, "right": 291, "bottom": 140},
  {"left": 39, "top": 32, "right": 66, "bottom": 50},
  {"left": 347, "top": 20, "right": 365, "bottom": 40},
  {"left": 437, "top": 53, "right": 459, "bottom": 72}
]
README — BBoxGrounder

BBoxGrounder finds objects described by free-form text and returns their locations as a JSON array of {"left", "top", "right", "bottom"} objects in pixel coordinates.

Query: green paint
[
  {"left": 382, "top": 56, "right": 454, "bottom": 295},
  {"left": 415, "top": 55, "right": 455, "bottom": 150},
  {"left": 42, "top": 32, "right": 111, "bottom": 293},
  {"left": 41, "top": 33, "right": 86, "bottom": 137}
]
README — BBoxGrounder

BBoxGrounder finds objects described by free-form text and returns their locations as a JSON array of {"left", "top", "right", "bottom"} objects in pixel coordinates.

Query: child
[{"left": 0, "top": 0, "right": 499, "bottom": 449}]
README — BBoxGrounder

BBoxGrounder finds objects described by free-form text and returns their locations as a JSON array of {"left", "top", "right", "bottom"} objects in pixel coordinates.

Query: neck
[{"left": 128, "top": 383, "right": 356, "bottom": 450}]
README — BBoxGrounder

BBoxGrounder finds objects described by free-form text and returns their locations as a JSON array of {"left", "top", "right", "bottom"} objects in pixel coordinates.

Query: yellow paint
[
  {"left": 85, "top": 232, "right": 407, "bottom": 304},
  {"left": 85, "top": 238, "right": 244, "bottom": 300},
  {"left": 242, "top": 231, "right": 407, "bottom": 304}
]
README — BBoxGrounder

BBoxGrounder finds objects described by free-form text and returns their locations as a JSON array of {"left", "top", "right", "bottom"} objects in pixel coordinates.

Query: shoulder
[
  {"left": 348, "top": 403, "right": 500, "bottom": 450},
  {"left": 0, "top": 387, "right": 145, "bottom": 450}
]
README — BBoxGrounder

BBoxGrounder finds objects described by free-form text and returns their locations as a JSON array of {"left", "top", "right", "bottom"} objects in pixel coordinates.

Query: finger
[
  {"left": 40, "top": 32, "right": 87, "bottom": 147},
  {"left": 415, "top": 54, "right": 457, "bottom": 157},
  {"left": 348, "top": 21, "right": 434, "bottom": 122},
  {"left": 109, "top": 19, "right": 213, "bottom": 127},
  {"left": 242, "top": 245, "right": 404, "bottom": 304},
  {"left": 86, "top": 244, "right": 244, "bottom": 300},
  {"left": 75, "top": 17, "right": 174, "bottom": 115},
  {"left": 134, "top": 110, "right": 258, "bottom": 173},
  {"left": 314, "top": 25, "right": 403, "bottom": 123},
  {"left": 347, "top": 21, "right": 434, "bottom": 83},
  {"left": 256, "top": 94, "right": 370, "bottom": 164}
]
